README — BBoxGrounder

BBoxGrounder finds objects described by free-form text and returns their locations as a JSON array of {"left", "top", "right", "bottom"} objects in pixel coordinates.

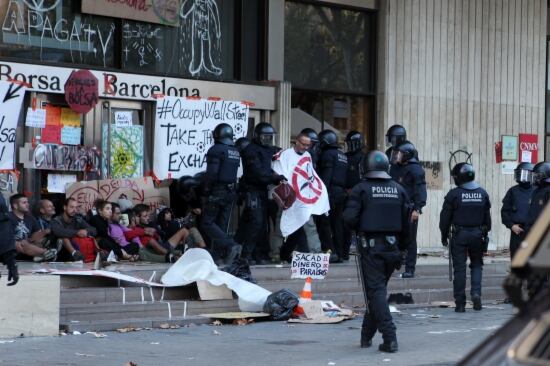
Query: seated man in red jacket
[{"left": 124, "top": 204, "right": 188, "bottom": 260}]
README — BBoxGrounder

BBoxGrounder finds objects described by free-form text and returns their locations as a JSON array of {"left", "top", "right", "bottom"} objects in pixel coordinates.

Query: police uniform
[
  {"left": 342, "top": 149, "right": 366, "bottom": 259},
  {"left": 239, "top": 141, "right": 282, "bottom": 262},
  {"left": 0, "top": 195, "right": 18, "bottom": 286},
  {"left": 317, "top": 146, "right": 348, "bottom": 260},
  {"left": 390, "top": 156, "right": 426, "bottom": 276},
  {"left": 525, "top": 182, "right": 550, "bottom": 233},
  {"left": 501, "top": 183, "right": 533, "bottom": 259},
  {"left": 201, "top": 142, "right": 241, "bottom": 262},
  {"left": 439, "top": 164, "right": 491, "bottom": 311},
  {"left": 343, "top": 151, "right": 410, "bottom": 353}
]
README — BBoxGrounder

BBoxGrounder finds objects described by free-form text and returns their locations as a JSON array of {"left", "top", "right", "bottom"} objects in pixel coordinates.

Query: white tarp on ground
[{"left": 161, "top": 249, "right": 271, "bottom": 312}]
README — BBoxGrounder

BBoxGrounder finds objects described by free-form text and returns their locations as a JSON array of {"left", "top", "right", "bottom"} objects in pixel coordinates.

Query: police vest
[
  {"left": 358, "top": 180, "right": 405, "bottom": 233},
  {"left": 448, "top": 187, "right": 490, "bottom": 227},
  {"left": 527, "top": 184, "right": 550, "bottom": 226},
  {"left": 508, "top": 185, "right": 534, "bottom": 225},
  {"left": 320, "top": 148, "right": 348, "bottom": 188},
  {"left": 207, "top": 144, "right": 240, "bottom": 184}
]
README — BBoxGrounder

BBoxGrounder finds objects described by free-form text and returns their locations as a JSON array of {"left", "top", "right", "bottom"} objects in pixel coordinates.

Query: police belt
[
  {"left": 213, "top": 183, "right": 236, "bottom": 190},
  {"left": 451, "top": 225, "right": 483, "bottom": 232}
]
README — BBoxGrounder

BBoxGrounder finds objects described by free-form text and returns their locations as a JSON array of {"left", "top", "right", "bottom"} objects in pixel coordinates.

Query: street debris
[
  {"left": 75, "top": 353, "right": 96, "bottom": 357},
  {"left": 124, "top": 362, "right": 137, "bottom": 366},
  {"left": 116, "top": 327, "right": 144, "bottom": 333},
  {"left": 86, "top": 332, "right": 107, "bottom": 338},
  {"left": 233, "top": 318, "right": 255, "bottom": 326},
  {"left": 159, "top": 323, "right": 180, "bottom": 329},
  {"left": 212, "top": 330, "right": 221, "bottom": 335},
  {"left": 150, "top": 342, "right": 160, "bottom": 345},
  {"left": 0, "top": 340, "right": 15, "bottom": 344},
  {"left": 211, "top": 320, "right": 223, "bottom": 326},
  {"left": 72, "top": 331, "right": 81, "bottom": 335}
]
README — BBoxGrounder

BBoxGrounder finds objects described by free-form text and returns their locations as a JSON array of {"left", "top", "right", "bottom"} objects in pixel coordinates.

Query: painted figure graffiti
[{"left": 180, "top": 0, "right": 222, "bottom": 76}]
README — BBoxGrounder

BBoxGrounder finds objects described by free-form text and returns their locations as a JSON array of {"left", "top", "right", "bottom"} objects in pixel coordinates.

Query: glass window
[
  {"left": 0, "top": 1, "right": 116, "bottom": 68},
  {"left": 284, "top": 1, "right": 376, "bottom": 94}
]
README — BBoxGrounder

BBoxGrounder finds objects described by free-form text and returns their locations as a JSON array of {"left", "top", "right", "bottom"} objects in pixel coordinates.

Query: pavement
[{"left": 0, "top": 303, "right": 516, "bottom": 366}]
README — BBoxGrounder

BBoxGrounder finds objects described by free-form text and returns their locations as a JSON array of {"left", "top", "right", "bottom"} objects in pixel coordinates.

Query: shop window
[
  {"left": 0, "top": 1, "right": 116, "bottom": 68},
  {"left": 284, "top": 1, "right": 376, "bottom": 95},
  {"left": 291, "top": 90, "right": 375, "bottom": 150}
]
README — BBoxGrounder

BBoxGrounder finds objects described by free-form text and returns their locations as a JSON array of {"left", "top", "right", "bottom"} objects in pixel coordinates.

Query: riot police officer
[
  {"left": 239, "top": 122, "right": 285, "bottom": 264},
  {"left": 317, "top": 130, "right": 348, "bottom": 263},
  {"left": 501, "top": 162, "right": 534, "bottom": 259},
  {"left": 385, "top": 124, "right": 407, "bottom": 159},
  {"left": 390, "top": 141, "right": 427, "bottom": 278},
  {"left": 0, "top": 194, "right": 18, "bottom": 286},
  {"left": 343, "top": 131, "right": 367, "bottom": 260},
  {"left": 200, "top": 123, "right": 242, "bottom": 265},
  {"left": 440, "top": 163, "right": 491, "bottom": 313},
  {"left": 343, "top": 151, "right": 410, "bottom": 353},
  {"left": 300, "top": 128, "right": 321, "bottom": 168},
  {"left": 525, "top": 162, "right": 550, "bottom": 233}
]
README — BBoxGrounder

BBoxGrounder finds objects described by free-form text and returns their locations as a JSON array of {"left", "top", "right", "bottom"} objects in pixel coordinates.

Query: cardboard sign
[
  {"left": 519, "top": 133, "right": 538, "bottom": 163},
  {"left": 42, "top": 125, "right": 61, "bottom": 144},
  {"left": 45, "top": 105, "right": 61, "bottom": 126},
  {"left": 290, "top": 252, "right": 330, "bottom": 279},
  {"left": 66, "top": 177, "right": 170, "bottom": 214},
  {"left": 419, "top": 161, "right": 443, "bottom": 190},
  {"left": 0, "top": 170, "right": 19, "bottom": 202},
  {"left": 0, "top": 80, "right": 26, "bottom": 170},
  {"left": 501, "top": 161, "right": 516, "bottom": 175},
  {"left": 61, "top": 108, "right": 81, "bottom": 127},
  {"left": 81, "top": 0, "right": 181, "bottom": 26},
  {"left": 64, "top": 69, "right": 99, "bottom": 114},
  {"left": 114, "top": 111, "right": 133, "bottom": 127},
  {"left": 25, "top": 107, "right": 46, "bottom": 128},
  {"left": 153, "top": 97, "right": 249, "bottom": 179}
]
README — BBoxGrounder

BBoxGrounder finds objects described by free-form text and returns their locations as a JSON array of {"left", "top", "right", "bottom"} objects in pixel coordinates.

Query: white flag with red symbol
[{"left": 272, "top": 148, "right": 330, "bottom": 237}]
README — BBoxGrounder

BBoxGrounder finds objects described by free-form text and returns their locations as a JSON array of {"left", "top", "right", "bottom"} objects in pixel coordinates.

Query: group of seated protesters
[{"left": 8, "top": 194, "right": 206, "bottom": 264}]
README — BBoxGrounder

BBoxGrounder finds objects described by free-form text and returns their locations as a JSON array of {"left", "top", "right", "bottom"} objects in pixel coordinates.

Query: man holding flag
[{"left": 272, "top": 133, "right": 330, "bottom": 258}]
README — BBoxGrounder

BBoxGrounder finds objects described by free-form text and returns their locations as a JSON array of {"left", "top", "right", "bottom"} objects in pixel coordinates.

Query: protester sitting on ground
[
  {"left": 89, "top": 200, "right": 137, "bottom": 261},
  {"left": 108, "top": 203, "right": 140, "bottom": 261},
  {"left": 35, "top": 199, "right": 56, "bottom": 230},
  {"left": 157, "top": 207, "right": 207, "bottom": 251},
  {"left": 124, "top": 204, "right": 187, "bottom": 262},
  {"left": 123, "top": 208, "right": 172, "bottom": 263},
  {"left": 9, "top": 194, "right": 57, "bottom": 262},
  {"left": 51, "top": 198, "right": 99, "bottom": 262}
]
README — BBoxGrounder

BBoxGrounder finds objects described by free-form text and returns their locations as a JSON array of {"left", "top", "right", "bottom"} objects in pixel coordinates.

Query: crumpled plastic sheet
[{"left": 161, "top": 249, "right": 272, "bottom": 312}]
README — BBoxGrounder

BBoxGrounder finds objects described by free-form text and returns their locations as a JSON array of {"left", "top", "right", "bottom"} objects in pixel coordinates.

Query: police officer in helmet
[
  {"left": 239, "top": 122, "right": 285, "bottom": 264},
  {"left": 0, "top": 194, "right": 17, "bottom": 286},
  {"left": 390, "top": 141, "right": 427, "bottom": 278},
  {"left": 343, "top": 151, "right": 410, "bottom": 353},
  {"left": 440, "top": 163, "right": 491, "bottom": 313},
  {"left": 300, "top": 128, "right": 320, "bottom": 168},
  {"left": 317, "top": 130, "right": 348, "bottom": 263},
  {"left": 501, "top": 162, "right": 534, "bottom": 259},
  {"left": 200, "top": 123, "right": 242, "bottom": 265},
  {"left": 525, "top": 162, "right": 550, "bottom": 234},
  {"left": 385, "top": 124, "right": 407, "bottom": 159},
  {"left": 343, "top": 131, "right": 367, "bottom": 260}
]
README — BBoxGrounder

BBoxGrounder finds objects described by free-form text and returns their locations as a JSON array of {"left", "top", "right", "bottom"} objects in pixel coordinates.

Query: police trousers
[
  {"left": 404, "top": 219, "right": 419, "bottom": 273},
  {"left": 450, "top": 227, "right": 484, "bottom": 306},
  {"left": 359, "top": 237, "right": 402, "bottom": 343},
  {"left": 200, "top": 186, "right": 238, "bottom": 260},
  {"left": 238, "top": 189, "right": 269, "bottom": 260},
  {"left": 509, "top": 230, "right": 525, "bottom": 260},
  {"left": 316, "top": 186, "right": 346, "bottom": 257}
]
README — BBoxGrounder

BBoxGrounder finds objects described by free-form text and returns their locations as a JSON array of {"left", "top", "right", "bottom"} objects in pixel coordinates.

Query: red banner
[{"left": 519, "top": 134, "right": 538, "bottom": 163}]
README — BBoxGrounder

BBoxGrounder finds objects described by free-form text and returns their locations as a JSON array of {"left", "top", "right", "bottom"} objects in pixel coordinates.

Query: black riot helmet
[
  {"left": 363, "top": 151, "right": 391, "bottom": 179},
  {"left": 385, "top": 124, "right": 407, "bottom": 147},
  {"left": 213, "top": 123, "right": 234, "bottom": 146},
  {"left": 318, "top": 130, "right": 338, "bottom": 149},
  {"left": 253, "top": 122, "right": 276, "bottom": 147},
  {"left": 300, "top": 128, "right": 319, "bottom": 143},
  {"left": 391, "top": 141, "right": 416, "bottom": 164},
  {"left": 514, "top": 162, "right": 534, "bottom": 184},
  {"left": 235, "top": 137, "right": 251, "bottom": 153},
  {"left": 345, "top": 131, "right": 364, "bottom": 153},
  {"left": 533, "top": 162, "right": 550, "bottom": 184},
  {"left": 177, "top": 175, "right": 201, "bottom": 201},
  {"left": 451, "top": 163, "right": 479, "bottom": 189}
]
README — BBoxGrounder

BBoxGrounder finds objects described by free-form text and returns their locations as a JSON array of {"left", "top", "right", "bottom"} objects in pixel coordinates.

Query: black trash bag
[
  {"left": 224, "top": 258, "right": 256, "bottom": 283},
  {"left": 263, "top": 289, "right": 300, "bottom": 321}
]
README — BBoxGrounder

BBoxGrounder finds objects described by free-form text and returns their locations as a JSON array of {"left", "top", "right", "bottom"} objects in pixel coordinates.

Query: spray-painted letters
[
  {"left": 0, "top": 80, "right": 26, "bottom": 170},
  {"left": 32, "top": 143, "right": 100, "bottom": 172}
]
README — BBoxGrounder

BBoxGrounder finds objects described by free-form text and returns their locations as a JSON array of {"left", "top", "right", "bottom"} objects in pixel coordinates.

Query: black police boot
[
  {"left": 400, "top": 272, "right": 414, "bottom": 279},
  {"left": 329, "top": 253, "right": 342, "bottom": 263},
  {"left": 378, "top": 341, "right": 398, "bottom": 353},
  {"left": 360, "top": 331, "right": 372, "bottom": 348},
  {"left": 455, "top": 303, "right": 466, "bottom": 313},
  {"left": 472, "top": 295, "right": 482, "bottom": 311}
]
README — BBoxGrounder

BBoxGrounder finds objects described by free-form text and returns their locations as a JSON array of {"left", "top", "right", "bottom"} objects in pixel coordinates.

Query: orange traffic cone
[{"left": 293, "top": 277, "right": 313, "bottom": 316}]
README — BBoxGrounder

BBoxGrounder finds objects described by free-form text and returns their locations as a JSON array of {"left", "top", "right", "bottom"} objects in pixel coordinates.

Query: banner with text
[
  {"left": 0, "top": 80, "right": 26, "bottom": 170},
  {"left": 290, "top": 252, "right": 330, "bottom": 280},
  {"left": 153, "top": 97, "right": 249, "bottom": 179}
]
